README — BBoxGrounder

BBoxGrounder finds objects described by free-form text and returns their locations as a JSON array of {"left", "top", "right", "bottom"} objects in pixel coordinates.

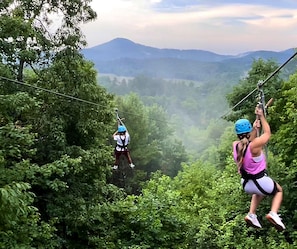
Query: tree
[
  {"left": 268, "top": 72, "right": 297, "bottom": 235},
  {"left": 105, "top": 172, "right": 194, "bottom": 249},
  {"left": 25, "top": 51, "right": 120, "bottom": 247},
  {"left": 1, "top": 47, "right": 121, "bottom": 247},
  {"left": 0, "top": 94, "right": 57, "bottom": 247},
  {"left": 0, "top": 0, "right": 96, "bottom": 81},
  {"left": 226, "top": 58, "right": 282, "bottom": 123},
  {"left": 269, "top": 73, "right": 297, "bottom": 163}
]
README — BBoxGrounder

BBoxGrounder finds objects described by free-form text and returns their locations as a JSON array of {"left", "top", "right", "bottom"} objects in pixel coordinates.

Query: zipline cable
[
  {"left": 0, "top": 76, "right": 102, "bottom": 107},
  {"left": 3, "top": 50, "right": 296, "bottom": 126},
  {"left": 220, "top": 51, "right": 297, "bottom": 119},
  {"left": 0, "top": 75, "right": 171, "bottom": 125},
  {"left": 258, "top": 51, "right": 297, "bottom": 88}
]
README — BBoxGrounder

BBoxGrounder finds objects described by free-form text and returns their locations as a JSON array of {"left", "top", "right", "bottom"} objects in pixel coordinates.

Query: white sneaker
[
  {"left": 129, "top": 163, "right": 135, "bottom": 169},
  {"left": 244, "top": 213, "right": 262, "bottom": 228},
  {"left": 112, "top": 165, "right": 118, "bottom": 170},
  {"left": 266, "top": 212, "right": 285, "bottom": 231}
]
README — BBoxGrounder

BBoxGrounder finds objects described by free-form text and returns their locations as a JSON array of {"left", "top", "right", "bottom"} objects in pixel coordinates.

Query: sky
[{"left": 81, "top": 0, "right": 297, "bottom": 55}]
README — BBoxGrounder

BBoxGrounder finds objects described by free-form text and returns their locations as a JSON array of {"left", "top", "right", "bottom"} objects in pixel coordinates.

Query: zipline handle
[
  {"left": 265, "top": 98, "right": 274, "bottom": 109},
  {"left": 264, "top": 98, "right": 274, "bottom": 116},
  {"left": 255, "top": 84, "right": 273, "bottom": 159},
  {"left": 115, "top": 108, "right": 126, "bottom": 127},
  {"left": 257, "top": 82, "right": 266, "bottom": 118},
  {"left": 221, "top": 51, "right": 297, "bottom": 119},
  {"left": 257, "top": 86, "right": 274, "bottom": 118}
]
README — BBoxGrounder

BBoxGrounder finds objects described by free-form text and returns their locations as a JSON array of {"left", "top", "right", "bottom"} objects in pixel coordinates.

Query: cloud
[{"left": 81, "top": 1, "right": 297, "bottom": 54}]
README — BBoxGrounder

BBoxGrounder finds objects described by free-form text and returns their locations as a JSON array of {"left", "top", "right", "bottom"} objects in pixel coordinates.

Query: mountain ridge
[
  {"left": 81, "top": 37, "right": 295, "bottom": 81},
  {"left": 83, "top": 37, "right": 233, "bottom": 62}
]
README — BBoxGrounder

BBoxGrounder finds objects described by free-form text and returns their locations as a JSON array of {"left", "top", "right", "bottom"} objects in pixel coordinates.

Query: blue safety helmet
[
  {"left": 235, "top": 119, "right": 252, "bottom": 134},
  {"left": 118, "top": 125, "right": 126, "bottom": 133}
]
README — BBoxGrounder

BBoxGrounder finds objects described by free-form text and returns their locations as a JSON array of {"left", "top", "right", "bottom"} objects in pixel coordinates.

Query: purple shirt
[{"left": 233, "top": 142, "right": 266, "bottom": 175}]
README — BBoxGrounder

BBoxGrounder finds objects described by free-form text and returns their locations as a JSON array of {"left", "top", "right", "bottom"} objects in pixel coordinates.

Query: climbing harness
[
  {"left": 236, "top": 141, "right": 277, "bottom": 196},
  {"left": 241, "top": 167, "right": 277, "bottom": 196}
]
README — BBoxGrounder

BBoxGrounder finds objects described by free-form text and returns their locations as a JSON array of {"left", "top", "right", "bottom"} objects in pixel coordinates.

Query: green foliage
[
  {"left": 113, "top": 93, "right": 188, "bottom": 178},
  {"left": 27, "top": 51, "right": 115, "bottom": 159},
  {"left": 268, "top": 71, "right": 297, "bottom": 235},
  {"left": 109, "top": 93, "right": 188, "bottom": 195},
  {"left": 198, "top": 125, "right": 234, "bottom": 169},
  {"left": 0, "top": 46, "right": 120, "bottom": 247},
  {"left": 105, "top": 154, "right": 296, "bottom": 248},
  {"left": 23, "top": 53, "right": 119, "bottom": 247},
  {"left": 226, "top": 58, "right": 282, "bottom": 122},
  {"left": 0, "top": 120, "right": 57, "bottom": 248},
  {"left": 0, "top": 90, "right": 40, "bottom": 124},
  {"left": 105, "top": 173, "right": 193, "bottom": 249},
  {"left": 101, "top": 75, "right": 229, "bottom": 128},
  {"left": 269, "top": 73, "right": 297, "bottom": 162},
  {"left": 175, "top": 156, "right": 295, "bottom": 249},
  {"left": 100, "top": 74, "right": 232, "bottom": 161},
  {"left": 0, "top": 182, "right": 58, "bottom": 249},
  {"left": 0, "top": 124, "right": 35, "bottom": 167},
  {"left": 0, "top": 0, "right": 96, "bottom": 80},
  {"left": 1, "top": 1, "right": 297, "bottom": 246}
]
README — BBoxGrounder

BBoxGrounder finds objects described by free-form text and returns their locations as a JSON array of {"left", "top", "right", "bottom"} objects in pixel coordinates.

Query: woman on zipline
[
  {"left": 232, "top": 105, "right": 285, "bottom": 231},
  {"left": 112, "top": 124, "right": 135, "bottom": 170}
]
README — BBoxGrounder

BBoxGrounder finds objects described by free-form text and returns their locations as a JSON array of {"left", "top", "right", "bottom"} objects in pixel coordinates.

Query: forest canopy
[{"left": 1, "top": 1, "right": 297, "bottom": 248}]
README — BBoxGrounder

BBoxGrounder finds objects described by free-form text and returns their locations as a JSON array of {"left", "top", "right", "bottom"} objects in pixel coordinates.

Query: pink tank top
[{"left": 233, "top": 142, "right": 266, "bottom": 175}]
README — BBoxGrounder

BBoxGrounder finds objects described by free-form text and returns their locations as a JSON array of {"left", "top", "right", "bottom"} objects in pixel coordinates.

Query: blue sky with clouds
[{"left": 81, "top": 0, "right": 297, "bottom": 55}]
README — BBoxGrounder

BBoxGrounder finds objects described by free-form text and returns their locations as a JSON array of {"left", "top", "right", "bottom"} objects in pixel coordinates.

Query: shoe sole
[
  {"left": 244, "top": 217, "right": 261, "bottom": 229},
  {"left": 266, "top": 215, "right": 285, "bottom": 231}
]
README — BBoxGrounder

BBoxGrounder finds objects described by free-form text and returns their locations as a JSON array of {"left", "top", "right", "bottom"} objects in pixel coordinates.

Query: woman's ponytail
[{"left": 236, "top": 136, "right": 249, "bottom": 172}]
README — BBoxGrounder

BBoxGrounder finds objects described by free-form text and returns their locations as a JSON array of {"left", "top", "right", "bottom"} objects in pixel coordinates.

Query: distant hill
[{"left": 81, "top": 37, "right": 295, "bottom": 82}]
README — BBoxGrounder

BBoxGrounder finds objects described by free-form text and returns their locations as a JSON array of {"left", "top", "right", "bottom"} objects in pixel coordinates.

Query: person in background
[
  {"left": 232, "top": 105, "right": 285, "bottom": 231},
  {"left": 113, "top": 125, "right": 135, "bottom": 170}
]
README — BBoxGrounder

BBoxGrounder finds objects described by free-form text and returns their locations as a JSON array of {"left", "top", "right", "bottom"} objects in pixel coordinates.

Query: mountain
[
  {"left": 81, "top": 37, "right": 295, "bottom": 81},
  {"left": 82, "top": 37, "right": 232, "bottom": 62}
]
